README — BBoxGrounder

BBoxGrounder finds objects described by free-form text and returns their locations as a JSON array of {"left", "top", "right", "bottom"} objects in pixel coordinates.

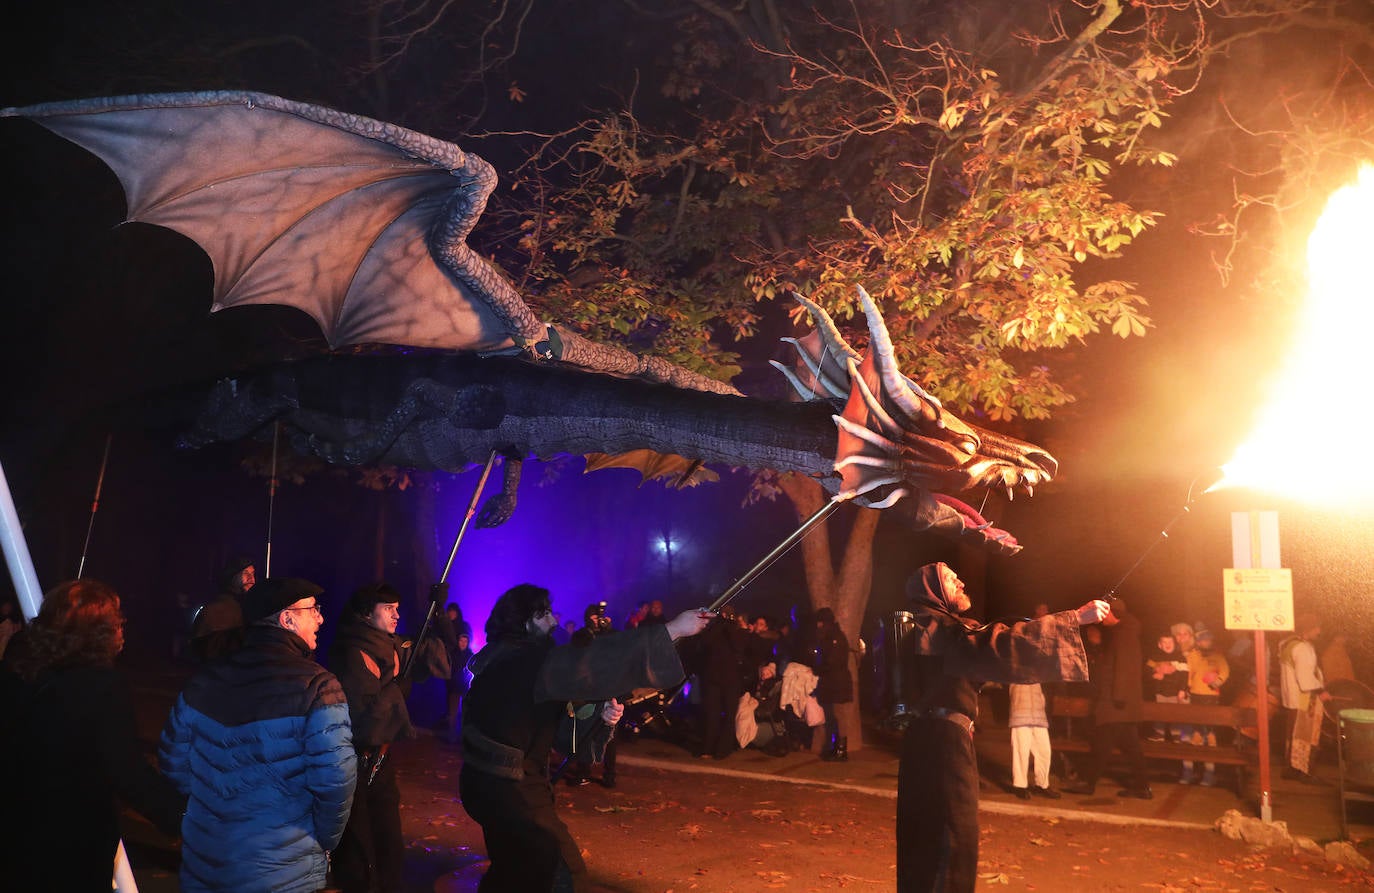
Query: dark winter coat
[
  {"left": 0, "top": 661, "right": 186, "bottom": 892},
  {"left": 189, "top": 590, "right": 245, "bottom": 662},
  {"left": 1092, "top": 609, "right": 1144, "bottom": 725},
  {"left": 159, "top": 624, "right": 356, "bottom": 893},
  {"left": 814, "top": 624, "right": 854, "bottom": 704},
  {"left": 329, "top": 614, "right": 414, "bottom": 748},
  {"left": 1146, "top": 644, "right": 1188, "bottom": 700}
]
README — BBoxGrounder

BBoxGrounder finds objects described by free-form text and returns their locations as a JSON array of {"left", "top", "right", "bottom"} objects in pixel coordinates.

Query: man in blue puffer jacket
[{"left": 160, "top": 577, "right": 358, "bottom": 893}]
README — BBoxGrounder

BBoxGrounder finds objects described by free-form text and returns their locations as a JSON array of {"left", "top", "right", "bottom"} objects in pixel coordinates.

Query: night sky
[{"left": 2, "top": 2, "right": 1372, "bottom": 674}]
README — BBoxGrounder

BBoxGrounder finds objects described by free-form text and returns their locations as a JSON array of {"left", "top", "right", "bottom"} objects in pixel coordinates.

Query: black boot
[{"left": 822, "top": 736, "right": 849, "bottom": 762}]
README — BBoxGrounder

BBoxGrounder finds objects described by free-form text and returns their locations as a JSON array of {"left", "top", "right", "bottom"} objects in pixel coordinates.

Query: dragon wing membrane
[{"left": 4, "top": 91, "right": 516, "bottom": 352}]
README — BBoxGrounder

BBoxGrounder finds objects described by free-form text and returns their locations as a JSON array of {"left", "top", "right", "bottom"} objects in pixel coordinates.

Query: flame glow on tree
[{"left": 1218, "top": 165, "right": 1374, "bottom": 505}]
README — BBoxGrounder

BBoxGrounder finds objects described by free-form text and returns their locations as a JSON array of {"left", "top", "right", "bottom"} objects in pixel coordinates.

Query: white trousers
[{"left": 1010, "top": 725, "right": 1051, "bottom": 789}]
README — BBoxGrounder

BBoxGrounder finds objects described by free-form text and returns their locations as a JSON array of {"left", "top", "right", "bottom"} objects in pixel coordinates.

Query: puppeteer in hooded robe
[{"left": 896, "top": 562, "right": 1094, "bottom": 893}]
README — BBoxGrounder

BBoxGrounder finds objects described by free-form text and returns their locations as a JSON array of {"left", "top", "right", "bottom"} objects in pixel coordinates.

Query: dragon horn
[
  {"left": 776, "top": 338, "right": 847, "bottom": 400},
  {"left": 855, "top": 285, "right": 947, "bottom": 430},
  {"left": 793, "top": 292, "right": 862, "bottom": 364}
]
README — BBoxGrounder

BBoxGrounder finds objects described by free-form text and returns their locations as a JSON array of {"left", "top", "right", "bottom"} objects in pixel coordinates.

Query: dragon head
[{"left": 770, "top": 287, "right": 1058, "bottom": 556}]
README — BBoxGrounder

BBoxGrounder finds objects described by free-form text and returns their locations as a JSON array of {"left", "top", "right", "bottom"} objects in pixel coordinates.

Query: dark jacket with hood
[{"left": 329, "top": 613, "right": 414, "bottom": 748}]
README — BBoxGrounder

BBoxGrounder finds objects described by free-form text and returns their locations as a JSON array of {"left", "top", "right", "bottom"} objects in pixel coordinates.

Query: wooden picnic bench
[{"left": 1048, "top": 694, "right": 1260, "bottom": 794}]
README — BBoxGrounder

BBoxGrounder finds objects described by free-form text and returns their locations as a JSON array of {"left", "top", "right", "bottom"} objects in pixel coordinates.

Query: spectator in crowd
[
  {"left": 458, "top": 584, "right": 710, "bottom": 891},
  {"left": 188, "top": 555, "right": 256, "bottom": 662},
  {"left": 1065, "top": 599, "right": 1151, "bottom": 799},
  {"left": 554, "top": 616, "right": 577, "bottom": 645},
  {"left": 1, "top": 579, "right": 186, "bottom": 891},
  {"left": 813, "top": 607, "right": 854, "bottom": 761},
  {"left": 696, "top": 606, "right": 748, "bottom": 759},
  {"left": 773, "top": 616, "right": 796, "bottom": 674},
  {"left": 160, "top": 577, "right": 357, "bottom": 893},
  {"left": 624, "top": 600, "right": 649, "bottom": 629},
  {"left": 642, "top": 598, "right": 669, "bottom": 626},
  {"left": 446, "top": 601, "right": 473, "bottom": 640},
  {"left": 329, "top": 582, "right": 451, "bottom": 893},
  {"left": 1008, "top": 682, "right": 1060, "bottom": 799},
  {"left": 1180, "top": 622, "right": 1228, "bottom": 787},
  {"left": 1146, "top": 631, "right": 1188, "bottom": 742},
  {"left": 1279, "top": 614, "right": 1331, "bottom": 783},
  {"left": 897, "top": 562, "right": 1109, "bottom": 893},
  {"left": 445, "top": 630, "right": 474, "bottom": 744},
  {"left": 564, "top": 601, "right": 620, "bottom": 788},
  {"left": 1321, "top": 631, "right": 1355, "bottom": 685}
]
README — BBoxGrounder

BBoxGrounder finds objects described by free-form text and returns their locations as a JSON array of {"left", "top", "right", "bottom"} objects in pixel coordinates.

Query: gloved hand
[{"left": 429, "top": 581, "right": 450, "bottom": 606}]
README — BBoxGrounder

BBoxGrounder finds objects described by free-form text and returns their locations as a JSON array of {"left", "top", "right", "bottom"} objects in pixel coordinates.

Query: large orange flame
[{"left": 1216, "top": 164, "right": 1374, "bottom": 504}]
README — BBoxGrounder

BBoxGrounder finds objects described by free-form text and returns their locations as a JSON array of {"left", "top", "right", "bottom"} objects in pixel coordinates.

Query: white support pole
[{"left": 0, "top": 460, "right": 42, "bottom": 621}]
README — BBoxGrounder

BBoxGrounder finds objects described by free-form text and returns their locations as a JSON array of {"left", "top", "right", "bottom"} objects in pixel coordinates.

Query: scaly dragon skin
[{"left": 179, "top": 291, "right": 1055, "bottom": 555}]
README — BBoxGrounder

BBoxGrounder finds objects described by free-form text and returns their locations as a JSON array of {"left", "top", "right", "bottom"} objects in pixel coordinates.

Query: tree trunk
[{"left": 778, "top": 473, "right": 880, "bottom": 755}]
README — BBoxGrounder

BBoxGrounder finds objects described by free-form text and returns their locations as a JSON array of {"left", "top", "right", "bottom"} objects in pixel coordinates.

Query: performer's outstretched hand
[
  {"left": 666, "top": 608, "right": 715, "bottom": 641},
  {"left": 1076, "top": 599, "right": 1111, "bottom": 625}
]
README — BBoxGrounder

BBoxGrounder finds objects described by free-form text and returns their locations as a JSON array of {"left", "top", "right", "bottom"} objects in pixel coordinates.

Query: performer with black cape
[
  {"left": 896, "top": 562, "right": 1109, "bottom": 893},
  {"left": 459, "top": 584, "right": 711, "bottom": 891}
]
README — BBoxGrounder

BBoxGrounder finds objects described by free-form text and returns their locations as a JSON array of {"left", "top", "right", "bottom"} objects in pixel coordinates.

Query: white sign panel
[{"left": 1223, "top": 567, "right": 1294, "bottom": 631}]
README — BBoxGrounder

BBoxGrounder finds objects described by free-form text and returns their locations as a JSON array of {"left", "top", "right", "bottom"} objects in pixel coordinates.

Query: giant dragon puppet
[{"left": 2, "top": 92, "right": 1055, "bottom": 553}]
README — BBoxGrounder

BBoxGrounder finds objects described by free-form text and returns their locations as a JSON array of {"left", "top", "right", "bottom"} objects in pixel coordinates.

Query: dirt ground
[{"left": 391, "top": 736, "right": 1373, "bottom": 893}]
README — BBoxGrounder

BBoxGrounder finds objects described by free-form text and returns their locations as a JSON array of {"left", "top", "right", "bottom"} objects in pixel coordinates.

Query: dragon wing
[{"left": 2, "top": 91, "right": 530, "bottom": 353}]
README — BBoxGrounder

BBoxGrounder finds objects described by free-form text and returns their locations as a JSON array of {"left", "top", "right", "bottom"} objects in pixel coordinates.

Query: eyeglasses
[{"left": 285, "top": 604, "right": 323, "bottom": 617}]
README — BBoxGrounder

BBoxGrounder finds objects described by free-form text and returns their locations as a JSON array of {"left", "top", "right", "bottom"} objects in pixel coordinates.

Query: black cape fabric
[
  {"left": 1092, "top": 608, "right": 1144, "bottom": 725},
  {"left": 460, "top": 624, "right": 685, "bottom": 892}
]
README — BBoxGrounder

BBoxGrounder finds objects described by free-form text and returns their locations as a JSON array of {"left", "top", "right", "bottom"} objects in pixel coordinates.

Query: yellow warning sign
[{"left": 1222, "top": 568, "right": 1294, "bottom": 631}]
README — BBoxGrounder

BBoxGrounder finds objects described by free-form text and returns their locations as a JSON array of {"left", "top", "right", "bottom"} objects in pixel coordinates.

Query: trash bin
[{"left": 1337, "top": 708, "right": 1374, "bottom": 839}]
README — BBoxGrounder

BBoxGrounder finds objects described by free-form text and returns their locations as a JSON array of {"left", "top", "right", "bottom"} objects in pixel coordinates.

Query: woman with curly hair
[{"left": 1, "top": 579, "right": 185, "bottom": 891}]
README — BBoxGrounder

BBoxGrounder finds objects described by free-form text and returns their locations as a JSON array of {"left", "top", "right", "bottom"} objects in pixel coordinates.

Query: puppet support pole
[
  {"left": 708, "top": 495, "right": 847, "bottom": 613},
  {"left": 76, "top": 434, "right": 113, "bottom": 579},
  {"left": 0, "top": 460, "right": 42, "bottom": 621}
]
